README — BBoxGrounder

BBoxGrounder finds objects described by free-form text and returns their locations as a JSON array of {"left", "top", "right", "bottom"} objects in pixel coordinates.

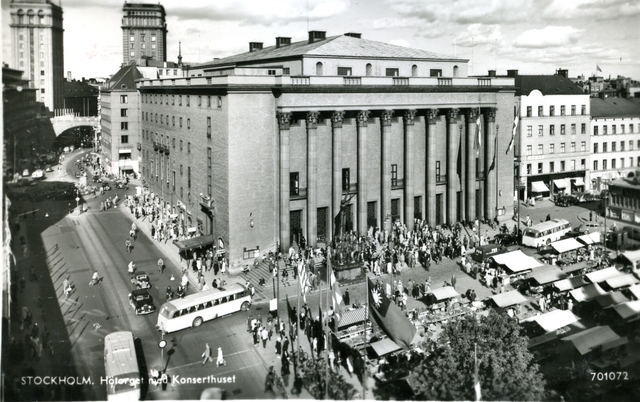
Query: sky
[{"left": 2, "top": 0, "right": 640, "bottom": 81}]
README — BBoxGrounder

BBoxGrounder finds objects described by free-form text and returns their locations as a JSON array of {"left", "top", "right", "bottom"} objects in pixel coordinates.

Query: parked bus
[
  {"left": 104, "top": 331, "right": 141, "bottom": 401},
  {"left": 521, "top": 218, "right": 571, "bottom": 248},
  {"left": 157, "top": 283, "right": 251, "bottom": 333}
]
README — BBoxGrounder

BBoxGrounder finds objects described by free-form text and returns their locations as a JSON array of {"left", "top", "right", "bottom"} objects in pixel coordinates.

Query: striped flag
[
  {"left": 506, "top": 108, "right": 519, "bottom": 155},
  {"left": 329, "top": 259, "right": 343, "bottom": 320},
  {"left": 474, "top": 344, "right": 482, "bottom": 401},
  {"left": 298, "top": 260, "right": 310, "bottom": 303},
  {"left": 475, "top": 108, "right": 482, "bottom": 156}
]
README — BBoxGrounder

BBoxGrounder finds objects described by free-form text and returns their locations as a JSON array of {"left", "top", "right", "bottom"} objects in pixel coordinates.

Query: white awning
[
  {"left": 613, "top": 301, "right": 640, "bottom": 320},
  {"left": 370, "top": 338, "right": 402, "bottom": 357},
  {"left": 534, "top": 309, "right": 581, "bottom": 333},
  {"left": 118, "top": 149, "right": 132, "bottom": 154},
  {"left": 531, "top": 181, "right": 550, "bottom": 193},
  {"left": 595, "top": 291, "right": 630, "bottom": 308},
  {"left": 554, "top": 178, "right": 569, "bottom": 188},
  {"left": 531, "top": 268, "right": 568, "bottom": 285},
  {"left": 577, "top": 232, "right": 601, "bottom": 245},
  {"left": 628, "top": 284, "right": 640, "bottom": 300},
  {"left": 605, "top": 273, "right": 640, "bottom": 289},
  {"left": 564, "top": 326, "right": 621, "bottom": 355},
  {"left": 430, "top": 286, "right": 460, "bottom": 301},
  {"left": 585, "top": 267, "right": 625, "bottom": 284},
  {"left": 550, "top": 238, "right": 584, "bottom": 254},
  {"left": 570, "top": 283, "right": 607, "bottom": 302},
  {"left": 621, "top": 249, "right": 640, "bottom": 264},
  {"left": 491, "top": 250, "right": 543, "bottom": 274},
  {"left": 491, "top": 290, "right": 528, "bottom": 307},
  {"left": 554, "top": 276, "right": 589, "bottom": 292},
  {"left": 573, "top": 178, "right": 585, "bottom": 186}
]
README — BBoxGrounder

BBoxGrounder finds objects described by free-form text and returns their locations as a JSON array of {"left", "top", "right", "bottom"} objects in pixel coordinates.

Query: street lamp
[
  {"left": 75, "top": 189, "right": 80, "bottom": 215},
  {"left": 603, "top": 192, "right": 609, "bottom": 248}
]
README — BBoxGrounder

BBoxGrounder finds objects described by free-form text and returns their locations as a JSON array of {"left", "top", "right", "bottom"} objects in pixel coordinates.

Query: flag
[
  {"left": 367, "top": 278, "right": 416, "bottom": 349},
  {"left": 596, "top": 64, "right": 602, "bottom": 73},
  {"left": 506, "top": 108, "right": 519, "bottom": 155},
  {"left": 474, "top": 344, "right": 482, "bottom": 401},
  {"left": 488, "top": 135, "right": 498, "bottom": 172},
  {"left": 298, "top": 260, "right": 310, "bottom": 303},
  {"left": 475, "top": 109, "right": 482, "bottom": 156},
  {"left": 330, "top": 270, "right": 343, "bottom": 314}
]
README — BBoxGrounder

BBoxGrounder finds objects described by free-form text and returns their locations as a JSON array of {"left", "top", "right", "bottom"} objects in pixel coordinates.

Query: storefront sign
[{"left": 622, "top": 210, "right": 633, "bottom": 222}]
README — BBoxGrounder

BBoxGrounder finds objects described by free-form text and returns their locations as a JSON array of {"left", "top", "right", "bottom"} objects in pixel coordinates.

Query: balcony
[
  {"left": 436, "top": 175, "right": 447, "bottom": 184},
  {"left": 476, "top": 171, "right": 485, "bottom": 181},
  {"left": 393, "top": 77, "right": 409, "bottom": 86},
  {"left": 136, "top": 143, "right": 141, "bottom": 151},
  {"left": 290, "top": 187, "right": 307, "bottom": 200},
  {"left": 163, "top": 145, "right": 170, "bottom": 155},
  {"left": 343, "top": 77, "right": 362, "bottom": 86},
  {"left": 291, "top": 76, "right": 310, "bottom": 85},
  {"left": 342, "top": 182, "right": 358, "bottom": 194},
  {"left": 153, "top": 142, "right": 159, "bottom": 151},
  {"left": 158, "top": 144, "right": 165, "bottom": 154},
  {"left": 391, "top": 178, "right": 404, "bottom": 190}
]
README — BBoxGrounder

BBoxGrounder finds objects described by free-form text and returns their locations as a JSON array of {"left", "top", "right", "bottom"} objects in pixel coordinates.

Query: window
[
  {"left": 571, "top": 105, "right": 576, "bottom": 116},
  {"left": 571, "top": 124, "right": 576, "bottom": 135},
  {"left": 538, "top": 163, "right": 543, "bottom": 174},
  {"left": 621, "top": 141, "right": 625, "bottom": 151},
  {"left": 550, "top": 125, "right": 555, "bottom": 136},
  {"left": 186, "top": 95, "right": 190, "bottom": 106},
  {"left": 121, "top": 122, "right": 128, "bottom": 130},
  {"left": 581, "top": 141, "right": 586, "bottom": 152},
  {"left": 612, "top": 159, "right": 616, "bottom": 169},
  {"left": 603, "top": 159, "right": 608, "bottom": 170},
  {"left": 561, "top": 105, "right": 566, "bottom": 116},
  {"left": 631, "top": 124, "right": 635, "bottom": 133},
  {"left": 561, "top": 161, "right": 566, "bottom": 171},
  {"left": 207, "top": 96, "right": 211, "bottom": 107},
  {"left": 188, "top": 167, "right": 191, "bottom": 188},
  {"left": 180, "top": 140, "right": 183, "bottom": 151},
  {"left": 172, "top": 116, "right": 175, "bottom": 126},
  {"left": 290, "top": 172, "right": 299, "bottom": 196},
  {"left": 603, "top": 125, "right": 608, "bottom": 135},
  {"left": 612, "top": 142, "right": 616, "bottom": 152},
  {"left": 141, "top": 43, "right": 146, "bottom": 50},
  {"left": 538, "top": 125, "right": 543, "bottom": 136},
  {"left": 621, "top": 125, "right": 625, "bottom": 134},
  {"left": 638, "top": 157, "right": 640, "bottom": 167},
  {"left": 188, "top": 142, "right": 191, "bottom": 153},
  {"left": 527, "top": 126, "right": 532, "bottom": 137},
  {"left": 435, "top": 161, "right": 441, "bottom": 182},
  {"left": 217, "top": 97, "right": 222, "bottom": 108},
  {"left": 391, "top": 165, "right": 397, "bottom": 186},
  {"left": 603, "top": 143, "right": 608, "bottom": 152},
  {"left": 593, "top": 160, "right": 598, "bottom": 171},
  {"left": 550, "top": 162, "right": 555, "bottom": 172},
  {"left": 571, "top": 142, "right": 576, "bottom": 152},
  {"left": 198, "top": 96, "right": 202, "bottom": 106},
  {"left": 120, "top": 95, "right": 128, "bottom": 104},
  {"left": 630, "top": 140, "right": 634, "bottom": 150},
  {"left": 538, "top": 106, "right": 543, "bottom": 116},
  {"left": 571, "top": 160, "right": 575, "bottom": 170},
  {"left": 343, "top": 168, "right": 351, "bottom": 191},
  {"left": 187, "top": 118, "right": 191, "bottom": 129},
  {"left": 151, "top": 35, "right": 156, "bottom": 42},
  {"left": 430, "top": 69, "right": 442, "bottom": 77},
  {"left": 526, "top": 164, "right": 532, "bottom": 175},
  {"left": 121, "top": 135, "right": 129, "bottom": 144},
  {"left": 561, "top": 124, "right": 565, "bottom": 135},
  {"left": 549, "top": 144, "right": 555, "bottom": 154},
  {"left": 560, "top": 143, "right": 566, "bottom": 153},
  {"left": 581, "top": 105, "right": 586, "bottom": 115},
  {"left": 526, "top": 145, "right": 532, "bottom": 156},
  {"left": 550, "top": 106, "right": 555, "bottom": 116},
  {"left": 207, "top": 117, "right": 211, "bottom": 138},
  {"left": 526, "top": 106, "right": 532, "bottom": 117},
  {"left": 594, "top": 143, "right": 598, "bottom": 153},
  {"left": 612, "top": 125, "right": 617, "bottom": 134},
  {"left": 581, "top": 123, "right": 586, "bottom": 134},
  {"left": 121, "top": 109, "right": 128, "bottom": 117},
  {"left": 337, "top": 67, "right": 352, "bottom": 76},
  {"left": 385, "top": 68, "right": 399, "bottom": 77},
  {"left": 130, "top": 35, "right": 134, "bottom": 42},
  {"left": 179, "top": 117, "right": 183, "bottom": 128},
  {"left": 621, "top": 158, "right": 625, "bottom": 168},
  {"left": 538, "top": 144, "right": 543, "bottom": 155}
]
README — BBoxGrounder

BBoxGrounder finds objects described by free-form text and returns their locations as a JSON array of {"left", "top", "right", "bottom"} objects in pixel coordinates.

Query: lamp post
[
  {"left": 495, "top": 124, "right": 499, "bottom": 218},
  {"left": 603, "top": 192, "right": 609, "bottom": 248},
  {"left": 75, "top": 189, "right": 80, "bottom": 215}
]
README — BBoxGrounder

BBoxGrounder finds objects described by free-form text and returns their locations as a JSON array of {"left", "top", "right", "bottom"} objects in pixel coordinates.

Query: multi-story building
[
  {"left": 606, "top": 178, "right": 640, "bottom": 224},
  {"left": 100, "top": 64, "right": 142, "bottom": 175},
  {"left": 590, "top": 98, "right": 640, "bottom": 191},
  {"left": 121, "top": 2, "right": 167, "bottom": 66},
  {"left": 63, "top": 78, "right": 99, "bottom": 116},
  {"left": 514, "top": 70, "right": 591, "bottom": 201},
  {"left": 136, "top": 31, "right": 516, "bottom": 261},
  {"left": 9, "top": 0, "right": 64, "bottom": 112}
]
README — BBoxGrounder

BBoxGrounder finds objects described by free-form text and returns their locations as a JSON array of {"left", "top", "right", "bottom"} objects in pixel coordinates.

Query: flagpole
[
  {"left": 324, "top": 253, "right": 330, "bottom": 399},
  {"left": 362, "top": 276, "right": 368, "bottom": 400},
  {"left": 495, "top": 125, "right": 499, "bottom": 218},
  {"left": 296, "top": 260, "right": 301, "bottom": 373}
]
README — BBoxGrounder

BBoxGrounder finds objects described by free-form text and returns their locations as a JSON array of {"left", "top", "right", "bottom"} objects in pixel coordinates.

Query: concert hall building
[{"left": 137, "top": 31, "right": 516, "bottom": 261}]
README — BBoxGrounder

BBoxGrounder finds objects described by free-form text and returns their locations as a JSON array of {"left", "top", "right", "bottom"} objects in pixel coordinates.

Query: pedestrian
[
  {"left": 275, "top": 336, "right": 282, "bottom": 357},
  {"left": 216, "top": 347, "right": 225, "bottom": 367},
  {"left": 451, "top": 274, "right": 457, "bottom": 290},
  {"left": 344, "top": 288, "right": 350, "bottom": 306},
  {"left": 282, "top": 336, "right": 290, "bottom": 356},
  {"left": 157, "top": 258, "right": 164, "bottom": 274},
  {"left": 63, "top": 278, "right": 72, "bottom": 297},
  {"left": 89, "top": 271, "right": 100, "bottom": 286},
  {"left": 252, "top": 326, "right": 259, "bottom": 346},
  {"left": 202, "top": 342, "right": 213, "bottom": 364},
  {"left": 261, "top": 327, "right": 269, "bottom": 348},
  {"left": 128, "top": 261, "right": 136, "bottom": 276},
  {"left": 265, "top": 366, "right": 276, "bottom": 396},
  {"left": 247, "top": 315, "right": 253, "bottom": 333}
]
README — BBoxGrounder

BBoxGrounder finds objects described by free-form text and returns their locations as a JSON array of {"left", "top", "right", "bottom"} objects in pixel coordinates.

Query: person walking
[
  {"left": 216, "top": 347, "right": 225, "bottom": 367},
  {"left": 275, "top": 336, "right": 282, "bottom": 358},
  {"left": 344, "top": 288, "right": 350, "bottom": 306},
  {"left": 261, "top": 326, "right": 269, "bottom": 348},
  {"left": 89, "top": 271, "right": 100, "bottom": 286},
  {"left": 202, "top": 343, "right": 213, "bottom": 364},
  {"left": 157, "top": 258, "right": 164, "bottom": 274},
  {"left": 451, "top": 273, "right": 457, "bottom": 290}
]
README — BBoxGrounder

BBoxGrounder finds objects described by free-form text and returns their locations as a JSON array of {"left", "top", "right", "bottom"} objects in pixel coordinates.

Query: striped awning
[
  {"left": 573, "top": 178, "right": 585, "bottom": 186},
  {"left": 531, "top": 181, "right": 550, "bottom": 193}
]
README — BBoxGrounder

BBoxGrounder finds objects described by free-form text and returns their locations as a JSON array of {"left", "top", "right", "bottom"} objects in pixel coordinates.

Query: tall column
[
  {"left": 485, "top": 108, "right": 497, "bottom": 220},
  {"left": 447, "top": 108, "right": 459, "bottom": 224},
  {"left": 404, "top": 110, "right": 416, "bottom": 230},
  {"left": 426, "top": 109, "right": 439, "bottom": 226},
  {"left": 277, "top": 111, "right": 292, "bottom": 251},
  {"left": 331, "top": 111, "right": 345, "bottom": 241},
  {"left": 357, "top": 110, "right": 370, "bottom": 236},
  {"left": 306, "top": 111, "right": 319, "bottom": 247},
  {"left": 466, "top": 109, "right": 479, "bottom": 221},
  {"left": 380, "top": 110, "right": 394, "bottom": 225}
]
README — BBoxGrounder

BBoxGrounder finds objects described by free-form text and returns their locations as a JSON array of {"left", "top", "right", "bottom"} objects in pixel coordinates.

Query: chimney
[
  {"left": 556, "top": 68, "right": 569, "bottom": 78},
  {"left": 488, "top": 70, "right": 496, "bottom": 77},
  {"left": 249, "top": 42, "right": 263, "bottom": 52},
  {"left": 67, "top": 71, "right": 72, "bottom": 80},
  {"left": 507, "top": 69, "right": 519, "bottom": 77},
  {"left": 275, "top": 37, "right": 291, "bottom": 48},
  {"left": 308, "top": 30, "right": 326, "bottom": 44},
  {"left": 344, "top": 32, "right": 361, "bottom": 38}
]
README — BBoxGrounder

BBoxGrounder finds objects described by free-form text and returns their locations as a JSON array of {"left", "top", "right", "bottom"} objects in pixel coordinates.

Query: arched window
[
  {"left": 453, "top": 65, "right": 459, "bottom": 77},
  {"left": 17, "top": 9, "right": 24, "bottom": 24},
  {"left": 366, "top": 63, "right": 372, "bottom": 76},
  {"left": 316, "top": 62, "right": 323, "bottom": 76},
  {"left": 412, "top": 65, "right": 418, "bottom": 77}
]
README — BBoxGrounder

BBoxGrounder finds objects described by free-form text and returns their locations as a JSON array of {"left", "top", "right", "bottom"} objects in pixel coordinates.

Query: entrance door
[
  {"left": 436, "top": 194, "right": 443, "bottom": 225},
  {"left": 367, "top": 202, "right": 377, "bottom": 229},
  {"left": 343, "top": 204, "right": 353, "bottom": 232},
  {"left": 290, "top": 210, "right": 302, "bottom": 246},
  {"left": 456, "top": 191, "right": 463, "bottom": 223},
  {"left": 317, "top": 207, "right": 327, "bottom": 244}
]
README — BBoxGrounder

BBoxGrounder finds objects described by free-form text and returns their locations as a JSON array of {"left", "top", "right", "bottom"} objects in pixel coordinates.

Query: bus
[
  {"left": 157, "top": 283, "right": 251, "bottom": 333},
  {"left": 521, "top": 218, "right": 571, "bottom": 248},
  {"left": 104, "top": 331, "right": 141, "bottom": 401}
]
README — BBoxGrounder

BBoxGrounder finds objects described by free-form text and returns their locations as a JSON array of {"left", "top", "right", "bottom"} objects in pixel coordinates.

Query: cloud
[
  {"left": 543, "top": 0, "right": 640, "bottom": 20},
  {"left": 513, "top": 26, "right": 583, "bottom": 49},
  {"left": 454, "top": 24, "right": 503, "bottom": 47}
]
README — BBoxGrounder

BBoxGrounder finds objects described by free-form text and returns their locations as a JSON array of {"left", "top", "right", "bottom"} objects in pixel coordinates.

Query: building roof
[
  {"left": 515, "top": 74, "right": 585, "bottom": 96},
  {"left": 590, "top": 97, "right": 640, "bottom": 118},
  {"left": 609, "top": 178, "right": 640, "bottom": 191},
  {"left": 104, "top": 64, "right": 144, "bottom": 91},
  {"left": 195, "top": 34, "right": 465, "bottom": 70},
  {"left": 64, "top": 80, "right": 99, "bottom": 97}
]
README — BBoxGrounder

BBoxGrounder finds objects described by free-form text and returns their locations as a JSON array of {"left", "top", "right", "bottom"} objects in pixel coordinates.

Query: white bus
[
  {"left": 104, "top": 331, "right": 141, "bottom": 401},
  {"left": 157, "top": 283, "right": 251, "bottom": 333},
  {"left": 522, "top": 218, "right": 571, "bottom": 248}
]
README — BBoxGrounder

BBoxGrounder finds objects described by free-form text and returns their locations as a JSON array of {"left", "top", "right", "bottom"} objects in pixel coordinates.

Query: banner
[{"left": 367, "top": 278, "right": 416, "bottom": 349}]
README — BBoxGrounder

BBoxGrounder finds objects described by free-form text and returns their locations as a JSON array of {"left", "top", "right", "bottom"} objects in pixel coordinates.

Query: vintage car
[
  {"left": 132, "top": 271, "right": 151, "bottom": 289},
  {"left": 128, "top": 288, "right": 156, "bottom": 315},
  {"left": 101, "top": 182, "right": 111, "bottom": 191},
  {"left": 555, "top": 195, "right": 579, "bottom": 207}
]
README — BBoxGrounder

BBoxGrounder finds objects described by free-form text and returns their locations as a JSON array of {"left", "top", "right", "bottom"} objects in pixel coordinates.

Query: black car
[
  {"left": 128, "top": 289, "right": 156, "bottom": 315},
  {"left": 555, "top": 195, "right": 578, "bottom": 207},
  {"left": 132, "top": 271, "right": 151, "bottom": 289}
]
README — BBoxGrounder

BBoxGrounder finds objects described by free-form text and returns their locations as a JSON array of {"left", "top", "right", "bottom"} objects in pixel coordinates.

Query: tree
[{"left": 407, "top": 310, "right": 546, "bottom": 401}]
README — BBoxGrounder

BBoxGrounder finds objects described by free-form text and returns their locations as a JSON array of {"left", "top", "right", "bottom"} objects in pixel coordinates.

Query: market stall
[
  {"left": 553, "top": 276, "right": 589, "bottom": 292},
  {"left": 549, "top": 238, "right": 584, "bottom": 265},
  {"left": 628, "top": 284, "right": 640, "bottom": 300},
  {"left": 525, "top": 309, "right": 586, "bottom": 352},
  {"left": 570, "top": 283, "right": 607, "bottom": 302},
  {"left": 603, "top": 273, "right": 640, "bottom": 290},
  {"left": 563, "top": 325, "right": 623, "bottom": 355},
  {"left": 531, "top": 267, "right": 568, "bottom": 286},
  {"left": 585, "top": 267, "right": 625, "bottom": 284},
  {"left": 612, "top": 300, "right": 640, "bottom": 322},
  {"left": 594, "top": 291, "right": 630, "bottom": 308},
  {"left": 369, "top": 338, "right": 402, "bottom": 358},
  {"left": 490, "top": 290, "right": 529, "bottom": 308},
  {"left": 491, "top": 250, "right": 543, "bottom": 277},
  {"left": 577, "top": 232, "right": 601, "bottom": 246}
]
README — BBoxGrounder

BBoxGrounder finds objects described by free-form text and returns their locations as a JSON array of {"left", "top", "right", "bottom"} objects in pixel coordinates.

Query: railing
[
  {"left": 391, "top": 178, "right": 404, "bottom": 189},
  {"left": 291, "top": 76, "right": 310, "bottom": 85},
  {"left": 477, "top": 78, "right": 492, "bottom": 86},
  {"left": 436, "top": 174, "right": 447, "bottom": 184},
  {"left": 342, "top": 182, "right": 358, "bottom": 194},
  {"left": 438, "top": 78, "right": 453, "bottom": 86},
  {"left": 343, "top": 77, "right": 362, "bottom": 86},
  {"left": 290, "top": 187, "right": 307, "bottom": 200},
  {"left": 393, "top": 77, "right": 409, "bottom": 86},
  {"left": 476, "top": 171, "right": 485, "bottom": 181}
]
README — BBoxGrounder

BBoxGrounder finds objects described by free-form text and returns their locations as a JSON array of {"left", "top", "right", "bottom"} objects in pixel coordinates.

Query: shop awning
[
  {"left": 431, "top": 286, "right": 460, "bottom": 301},
  {"left": 370, "top": 338, "right": 402, "bottom": 357},
  {"left": 531, "top": 181, "right": 550, "bottom": 193},
  {"left": 564, "top": 326, "right": 621, "bottom": 355},
  {"left": 337, "top": 307, "right": 366, "bottom": 330},
  {"left": 550, "top": 238, "right": 584, "bottom": 254},
  {"left": 612, "top": 301, "right": 640, "bottom": 320},
  {"left": 174, "top": 234, "right": 215, "bottom": 252},
  {"left": 554, "top": 276, "right": 589, "bottom": 292},
  {"left": 577, "top": 232, "right": 601, "bottom": 245},
  {"left": 531, "top": 268, "right": 568, "bottom": 285},
  {"left": 595, "top": 291, "right": 630, "bottom": 308},
  {"left": 605, "top": 273, "right": 640, "bottom": 289},
  {"left": 570, "top": 283, "right": 606, "bottom": 302},
  {"left": 585, "top": 267, "right": 625, "bottom": 284},
  {"left": 620, "top": 249, "right": 640, "bottom": 265},
  {"left": 573, "top": 178, "right": 585, "bottom": 186},
  {"left": 491, "top": 250, "right": 543, "bottom": 274},
  {"left": 628, "top": 284, "right": 640, "bottom": 300},
  {"left": 534, "top": 309, "right": 581, "bottom": 333},
  {"left": 491, "top": 290, "right": 528, "bottom": 308},
  {"left": 553, "top": 178, "right": 569, "bottom": 189}
]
